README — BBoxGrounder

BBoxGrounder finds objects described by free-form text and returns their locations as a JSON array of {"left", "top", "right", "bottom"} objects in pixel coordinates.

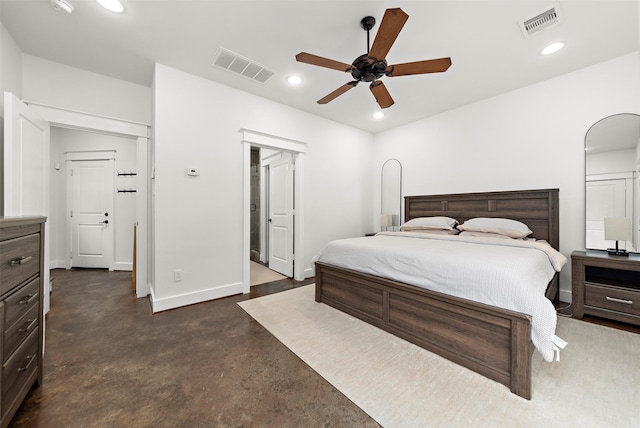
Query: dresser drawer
[
  {"left": 0, "top": 233, "right": 40, "bottom": 296},
  {"left": 3, "top": 277, "right": 40, "bottom": 329},
  {"left": 585, "top": 283, "right": 640, "bottom": 317},
  {"left": 2, "top": 329, "right": 38, "bottom": 408},
  {"left": 3, "top": 304, "right": 39, "bottom": 363},
  {"left": 0, "top": 223, "right": 41, "bottom": 242}
]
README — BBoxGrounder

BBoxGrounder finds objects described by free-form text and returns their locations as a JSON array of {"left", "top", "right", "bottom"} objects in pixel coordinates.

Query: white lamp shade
[
  {"left": 380, "top": 214, "right": 392, "bottom": 227},
  {"left": 604, "top": 217, "right": 632, "bottom": 241}
]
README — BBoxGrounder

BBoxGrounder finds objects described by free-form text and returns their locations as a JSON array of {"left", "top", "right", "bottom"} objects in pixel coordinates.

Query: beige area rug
[
  {"left": 239, "top": 285, "right": 640, "bottom": 427},
  {"left": 250, "top": 261, "right": 286, "bottom": 286}
]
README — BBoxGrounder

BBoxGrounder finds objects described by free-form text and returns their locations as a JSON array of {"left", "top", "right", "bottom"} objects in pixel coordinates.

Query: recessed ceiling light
[
  {"left": 96, "top": 0, "right": 124, "bottom": 13},
  {"left": 50, "top": 0, "right": 74, "bottom": 14},
  {"left": 541, "top": 42, "right": 565, "bottom": 55},
  {"left": 287, "top": 75, "right": 302, "bottom": 85},
  {"left": 373, "top": 112, "right": 384, "bottom": 120}
]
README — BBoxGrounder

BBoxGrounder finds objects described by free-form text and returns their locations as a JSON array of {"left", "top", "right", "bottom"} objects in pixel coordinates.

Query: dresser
[
  {"left": 0, "top": 216, "right": 45, "bottom": 428},
  {"left": 571, "top": 250, "right": 640, "bottom": 326}
]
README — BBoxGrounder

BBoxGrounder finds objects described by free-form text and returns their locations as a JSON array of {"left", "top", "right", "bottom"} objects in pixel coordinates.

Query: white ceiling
[{"left": 2, "top": 0, "right": 638, "bottom": 133}]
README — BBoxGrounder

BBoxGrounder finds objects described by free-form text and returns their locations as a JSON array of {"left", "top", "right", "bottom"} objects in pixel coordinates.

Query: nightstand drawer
[
  {"left": 0, "top": 233, "right": 40, "bottom": 296},
  {"left": 585, "top": 283, "right": 640, "bottom": 316}
]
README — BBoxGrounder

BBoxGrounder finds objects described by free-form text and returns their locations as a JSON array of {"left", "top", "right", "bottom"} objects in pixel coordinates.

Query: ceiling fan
[{"left": 295, "top": 8, "right": 452, "bottom": 109}]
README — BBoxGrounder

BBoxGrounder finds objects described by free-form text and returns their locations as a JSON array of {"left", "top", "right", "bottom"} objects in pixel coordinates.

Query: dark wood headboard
[{"left": 404, "top": 189, "right": 559, "bottom": 250}]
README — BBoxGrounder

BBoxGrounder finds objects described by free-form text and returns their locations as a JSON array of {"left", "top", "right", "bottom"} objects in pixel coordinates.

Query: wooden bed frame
[{"left": 315, "top": 188, "right": 560, "bottom": 399}]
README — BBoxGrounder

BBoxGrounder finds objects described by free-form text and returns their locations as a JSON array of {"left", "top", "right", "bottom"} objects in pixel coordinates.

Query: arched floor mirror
[
  {"left": 381, "top": 159, "right": 402, "bottom": 231},
  {"left": 585, "top": 113, "right": 640, "bottom": 253}
]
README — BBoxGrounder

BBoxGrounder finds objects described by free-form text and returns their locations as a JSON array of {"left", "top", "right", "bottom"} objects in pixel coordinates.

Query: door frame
[
  {"left": 25, "top": 101, "right": 151, "bottom": 298},
  {"left": 65, "top": 151, "right": 116, "bottom": 270},
  {"left": 241, "top": 129, "right": 306, "bottom": 293}
]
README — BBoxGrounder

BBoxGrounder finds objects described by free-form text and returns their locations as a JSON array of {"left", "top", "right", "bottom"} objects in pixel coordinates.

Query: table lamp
[{"left": 604, "top": 217, "right": 631, "bottom": 256}]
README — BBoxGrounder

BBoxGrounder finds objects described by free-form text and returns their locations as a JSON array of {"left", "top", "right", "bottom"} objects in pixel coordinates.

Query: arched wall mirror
[
  {"left": 381, "top": 159, "right": 402, "bottom": 231},
  {"left": 585, "top": 113, "right": 640, "bottom": 253}
]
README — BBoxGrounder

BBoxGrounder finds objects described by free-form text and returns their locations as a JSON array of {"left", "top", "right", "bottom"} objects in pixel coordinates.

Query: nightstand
[{"left": 571, "top": 250, "right": 640, "bottom": 326}]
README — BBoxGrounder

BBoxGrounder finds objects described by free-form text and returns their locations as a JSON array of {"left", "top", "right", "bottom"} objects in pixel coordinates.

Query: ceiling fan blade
[
  {"left": 317, "top": 81, "right": 358, "bottom": 104},
  {"left": 368, "top": 8, "right": 409, "bottom": 60},
  {"left": 386, "top": 57, "right": 452, "bottom": 77},
  {"left": 369, "top": 81, "right": 394, "bottom": 109},
  {"left": 296, "top": 52, "right": 353, "bottom": 72}
]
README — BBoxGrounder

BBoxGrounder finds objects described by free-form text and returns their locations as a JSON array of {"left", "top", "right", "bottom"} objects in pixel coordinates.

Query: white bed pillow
[
  {"left": 400, "top": 216, "right": 458, "bottom": 231},
  {"left": 409, "top": 228, "right": 460, "bottom": 235},
  {"left": 459, "top": 230, "right": 513, "bottom": 239},
  {"left": 457, "top": 217, "right": 532, "bottom": 239}
]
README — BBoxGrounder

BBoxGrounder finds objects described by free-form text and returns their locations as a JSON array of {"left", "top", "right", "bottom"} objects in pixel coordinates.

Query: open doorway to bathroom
[{"left": 249, "top": 147, "right": 288, "bottom": 286}]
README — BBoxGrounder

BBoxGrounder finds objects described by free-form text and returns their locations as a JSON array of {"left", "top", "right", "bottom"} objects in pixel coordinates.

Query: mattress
[{"left": 313, "top": 231, "right": 568, "bottom": 362}]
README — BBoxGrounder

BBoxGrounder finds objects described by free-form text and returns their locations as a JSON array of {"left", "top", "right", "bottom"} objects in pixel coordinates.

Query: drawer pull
[
  {"left": 19, "top": 294, "right": 38, "bottom": 305},
  {"left": 17, "top": 353, "right": 37, "bottom": 372},
  {"left": 18, "top": 318, "right": 38, "bottom": 333},
  {"left": 11, "top": 255, "right": 33, "bottom": 266},
  {"left": 605, "top": 296, "right": 633, "bottom": 305}
]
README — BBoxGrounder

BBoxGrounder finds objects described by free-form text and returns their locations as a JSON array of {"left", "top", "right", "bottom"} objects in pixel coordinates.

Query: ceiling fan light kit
[
  {"left": 296, "top": 8, "right": 452, "bottom": 109},
  {"left": 50, "top": 0, "right": 74, "bottom": 14}
]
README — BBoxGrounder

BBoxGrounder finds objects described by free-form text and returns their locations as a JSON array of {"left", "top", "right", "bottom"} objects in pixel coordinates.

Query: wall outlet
[{"left": 174, "top": 269, "right": 183, "bottom": 282}]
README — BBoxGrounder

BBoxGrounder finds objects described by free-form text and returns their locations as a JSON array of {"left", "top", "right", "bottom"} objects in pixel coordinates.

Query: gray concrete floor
[{"left": 9, "top": 269, "right": 379, "bottom": 427}]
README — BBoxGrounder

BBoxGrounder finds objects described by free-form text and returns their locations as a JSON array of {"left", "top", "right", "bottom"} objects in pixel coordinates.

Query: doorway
[
  {"left": 249, "top": 147, "right": 293, "bottom": 285},
  {"left": 241, "top": 129, "right": 306, "bottom": 293},
  {"left": 23, "top": 100, "right": 150, "bottom": 298}
]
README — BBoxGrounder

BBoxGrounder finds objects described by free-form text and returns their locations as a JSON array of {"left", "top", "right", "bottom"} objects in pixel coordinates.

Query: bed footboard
[{"left": 315, "top": 262, "right": 533, "bottom": 399}]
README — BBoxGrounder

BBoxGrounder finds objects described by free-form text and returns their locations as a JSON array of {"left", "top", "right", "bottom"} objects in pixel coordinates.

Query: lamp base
[{"left": 607, "top": 248, "right": 630, "bottom": 257}]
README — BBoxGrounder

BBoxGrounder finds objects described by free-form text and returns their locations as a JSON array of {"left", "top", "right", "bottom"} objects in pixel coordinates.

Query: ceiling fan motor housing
[{"left": 351, "top": 54, "right": 387, "bottom": 82}]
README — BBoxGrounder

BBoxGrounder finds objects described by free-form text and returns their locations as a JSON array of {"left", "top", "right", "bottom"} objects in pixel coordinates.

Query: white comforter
[{"left": 313, "top": 231, "right": 568, "bottom": 362}]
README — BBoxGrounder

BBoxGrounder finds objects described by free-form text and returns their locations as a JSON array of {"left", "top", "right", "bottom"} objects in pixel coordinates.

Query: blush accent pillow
[
  {"left": 400, "top": 216, "right": 458, "bottom": 231},
  {"left": 457, "top": 217, "right": 533, "bottom": 239}
]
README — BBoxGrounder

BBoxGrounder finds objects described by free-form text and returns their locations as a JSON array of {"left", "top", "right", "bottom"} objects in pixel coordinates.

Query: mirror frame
[
  {"left": 584, "top": 112, "right": 640, "bottom": 253},
  {"left": 381, "top": 158, "right": 402, "bottom": 231}
]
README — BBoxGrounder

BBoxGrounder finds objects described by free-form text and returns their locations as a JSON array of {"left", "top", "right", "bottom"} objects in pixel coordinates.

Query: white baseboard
[
  {"left": 559, "top": 289, "right": 572, "bottom": 304},
  {"left": 49, "top": 260, "right": 67, "bottom": 269},
  {"left": 114, "top": 262, "right": 133, "bottom": 271},
  {"left": 150, "top": 282, "right": 244, "bottom": 313}
]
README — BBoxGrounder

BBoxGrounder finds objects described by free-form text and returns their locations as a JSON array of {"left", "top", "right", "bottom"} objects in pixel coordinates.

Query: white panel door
[
  {"left": 4, "top": 92, "right": 51, "bottom": 313},
  {"left": 586, "top": 178, "right": 626, "bottom": 250},
  {"left": 268, "top": 154, "right": 294, "bottom": 277},
  {"left": 69, "top": 159, "right": 114, "bottom": 269},
  {"left": 3, "top": 92, "right": 50, "bottom": 216}
]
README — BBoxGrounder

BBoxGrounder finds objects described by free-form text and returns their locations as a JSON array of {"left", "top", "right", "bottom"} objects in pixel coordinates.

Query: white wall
[
  {"left": 373, "top": 52, "right": 640, "bottom": 302},
  {"left": 0, "top": 22, "right": 22, "bottom": 116},
  {"left": 0, "top": 22, "right": 23, "bottom": 214},
  {"left": 21, "top": 55, "right": 151, "bottom": 125},
  {"left": 152, "top": 64, "right": 373, "bottom": 311},
  {"left": 49, "top": 127, "right": 137, "bottom": 270}
]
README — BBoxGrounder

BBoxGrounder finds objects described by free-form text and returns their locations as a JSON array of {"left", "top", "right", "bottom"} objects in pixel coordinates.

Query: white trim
[
  {"left": 150, "top": 282, "right": 244, "bottom": 313},
  {"left": 241, "top": 128, "right": 307, "bottom": 153},
  {"left": 65, "top": 150, "right": 116, "bottom": 161},
  {"left": 586, "top": 172, "right": 634, "bottom": 181},
  {"left": 241, "top": 129, "right": 306, "bottom": 294},
  {"left": 25, "top": 101, "right": 149, "bottom": 138}
]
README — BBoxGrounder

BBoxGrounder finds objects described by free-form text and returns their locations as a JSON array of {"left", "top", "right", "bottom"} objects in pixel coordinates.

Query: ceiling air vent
[
  {"left": 211, "top": 47, "right": 275, "bottom": 84},
  {"left": 518, "top": 3, "right": 563, "bottom": 38}
]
